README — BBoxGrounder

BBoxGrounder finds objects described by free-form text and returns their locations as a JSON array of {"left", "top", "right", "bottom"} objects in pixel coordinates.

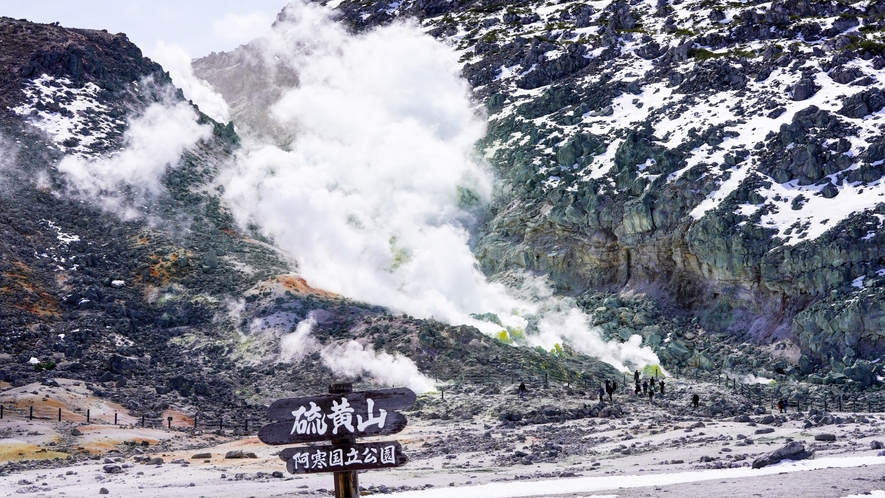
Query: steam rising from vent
[
  {"left": 280, "top": 315, "right": 319, "bottom": 362},
  {"left": 57, "top": 97, "right": 211, "bottom": 219},
  {"left": 533, "top": 307, "right": 660, "bottom": 373},
  {"left": 221, "top": 0, "right": 661, "bottom": 374},
  {"left": 321, "top": 342, "right": 436, "bottom": 394},
  {"left": 0, "top": 135, "right": 19, "bottom": 187},
  {"left": 279, "top": 316, "right": 436, "bottom": 393},
  {"left": 218, "top": 1, "right": 515, "bottom": 326}
]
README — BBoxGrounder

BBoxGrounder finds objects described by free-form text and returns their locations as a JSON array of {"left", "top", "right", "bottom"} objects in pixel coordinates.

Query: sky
[{"left": 2, "top": 0, "right": 289, "bottom": 59}]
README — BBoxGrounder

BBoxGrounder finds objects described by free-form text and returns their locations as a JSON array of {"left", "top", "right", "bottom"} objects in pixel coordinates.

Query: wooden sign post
[
  {"left": 330, "top": 383, "right": 358, "bottom": 498},
  {"left": 259, "top": 383, "right": 416, "bottom": 498}
]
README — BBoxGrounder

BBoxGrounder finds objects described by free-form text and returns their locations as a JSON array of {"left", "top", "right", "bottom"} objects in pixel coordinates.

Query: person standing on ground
[
  {"left": 650, "top": 377, "right": 657, "bottom": 390},
  {"left": 518, "top": 382, "right": 526, "bottom": 400},
  {"left": 659, "top": 380, "right": 665, "bottom": 395},
  {"left": 634, "top": 370, "right": 640, "bottom": 384},
  {"left": 642, "top": 380, "right": 649, "bottom": 395},
  {"left": 649, "top": 388, "right": 655, "bottom": 404},
  {"left": 598, "top": 385, "right": 605, "bottom": 403},
  {"left": 692, "top": 393, "right": 700, "bottom": 408}
]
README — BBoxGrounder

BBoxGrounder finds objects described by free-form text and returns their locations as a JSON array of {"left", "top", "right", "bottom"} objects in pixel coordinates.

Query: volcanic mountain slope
[
  {"left": 0, "top": 15, "right": 623, "bottom": 421},
  {"left": 240, "top": 0, "right": 885, "bottom": 384}
]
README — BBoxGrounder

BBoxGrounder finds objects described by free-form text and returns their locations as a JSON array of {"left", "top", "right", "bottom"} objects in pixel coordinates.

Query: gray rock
[
  {"left": 814, "top": 433, "right": 836, "bottom": 442},
  {"left": 752, "top": 442, "right": 813, "bottom": 469},
  {"left": 224, "top": 450, "right": 258, "bottom": 459},
  {"left": 102, "top": 465, "right": 122, "bottom": 474},
  {"left": 791, "top": 78, "right": 819, "bottom": 101}
]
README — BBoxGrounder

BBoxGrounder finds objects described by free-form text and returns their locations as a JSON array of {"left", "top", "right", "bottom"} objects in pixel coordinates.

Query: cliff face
[{"left": 278, "top": 0, "right": 885, "bottom": 380}]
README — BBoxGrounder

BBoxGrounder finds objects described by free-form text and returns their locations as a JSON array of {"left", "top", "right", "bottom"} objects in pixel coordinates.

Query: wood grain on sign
[
  {"left": 279, "top": 441, "right": 408, "bottom": 474},
  {"left": 258, "top": 412, "right": 408, "bottom": 445},
  {"left": 266, "top": 388, "right": 417, "bottom": 420}
]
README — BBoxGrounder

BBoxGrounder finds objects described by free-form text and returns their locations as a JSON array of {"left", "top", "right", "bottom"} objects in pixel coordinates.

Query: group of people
[
  {"left": 515, "top": 373, "right": 791, "bottom": 413},
  {"left": 597, "top": 379, "right": 619, "bottom": 402},
  {"left": 514, "top": 369, "right": 731, "bottom": 410},
  {"left": 632, "top": 370, "right": 664, "bottom": 402},
  {"left": 777, "top": 398, "right": 789, "bottom": 413},
  {"left": 591, "top": 371, "right": 666, "bottom": 404}
]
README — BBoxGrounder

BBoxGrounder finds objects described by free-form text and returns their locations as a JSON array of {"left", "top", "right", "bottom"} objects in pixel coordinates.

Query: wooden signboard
[
  {"left": 279, "top": 441, "right": 407, "bottom": 474},
  {"left": 261, "top": 384, "right": 417, "bottom": 498},
  {"left": 259, "top": 388, "right": 416, "bottom": 445}
]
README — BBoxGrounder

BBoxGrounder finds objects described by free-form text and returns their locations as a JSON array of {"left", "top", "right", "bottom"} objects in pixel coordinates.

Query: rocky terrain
[
  {"left": 2, "top": 375, "right": 885, "bottom": 497},
  {"left": 4, "top": 2, "right": 885, "bottom": 494},
  {"left": 0, "top": 11, "right": 625, "bottom": 429}
]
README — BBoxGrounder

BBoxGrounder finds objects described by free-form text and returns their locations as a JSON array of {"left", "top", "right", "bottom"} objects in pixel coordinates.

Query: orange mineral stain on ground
[
  {"left": 252, "top": 274, "right": 340, "bottom": 299},
  {"left": 0, "top": 443, "right": 67, "bottom": 462},
  {"left": 161, "top": 409, "right": 194, "bottom": 428},
  {"left": 2, "top": 261, "right": 60, "bottom": 317},
  {"left": 135, "top": 250, "right": 192, "bottom": 285}
]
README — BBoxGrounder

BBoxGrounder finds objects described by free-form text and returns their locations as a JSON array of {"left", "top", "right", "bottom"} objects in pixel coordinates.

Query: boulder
[
  {"left": 224, "top": 450, "right": 258, "bottom": 459},
  {"left": 105, "top": 353, "right": 137, "bottom": 375},
  {"left": 752, "top": 442, "right": 814, "bottom": 468},
  {"left": 791, "top": 78, "right": 819, "bottom": 101}
]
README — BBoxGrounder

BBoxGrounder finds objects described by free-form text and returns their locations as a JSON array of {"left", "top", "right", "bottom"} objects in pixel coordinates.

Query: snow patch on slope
[{"left": 11, "top": 75, "right": 125, "bottom": 157}]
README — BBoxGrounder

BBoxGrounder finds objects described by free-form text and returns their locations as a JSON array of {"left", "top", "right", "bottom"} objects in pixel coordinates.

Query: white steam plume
[
  {"left": 57, "top": 97, "right": 211, "bottom": 219},
  {"left": 280, "top": 315, "right": 320, "bottom": 362},
  {"left": 149, "top": 42, "right": 231, "bottom": 123},
  {"left": 219, "top": 1, "right": 660, "bottom": 373},
  {"left": 533, "top": 308, "right": 660, "bottom": 373},
  {"left": 219, "top": 2, "right": 525, "bottom": 328},
  {"left": 321, "top": 341, "right": 436, "bottom": 394},
  {"left": 224, "top": 2, "right": 658, "bottom": 370},
  {"left": 280, "top": 317, "right": 436, "bottom": 393},
  {"left": 0, "top": 135, "right": 19, "bottom": 189}
]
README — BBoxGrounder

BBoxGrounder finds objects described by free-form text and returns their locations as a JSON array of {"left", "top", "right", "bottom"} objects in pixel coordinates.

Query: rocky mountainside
[
  {"left": 242, "top": 0, "right": 885, "bottom": 385},
  {"left": 0, "top": 15, "right": 622, "bottom": 421}
]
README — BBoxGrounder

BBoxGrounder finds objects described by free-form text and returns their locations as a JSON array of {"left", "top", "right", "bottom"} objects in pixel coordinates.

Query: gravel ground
[{"left": 2, "top": 377, "right": 885, "bottom": 497}]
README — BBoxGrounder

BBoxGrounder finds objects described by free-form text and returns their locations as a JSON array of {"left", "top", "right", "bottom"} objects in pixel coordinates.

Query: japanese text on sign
[
  {"left": 290, "top": 397, "right": 387, "bottom": 437},
  {"left": 288, "top": 444, "right": 398, "bottom": 471}
]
